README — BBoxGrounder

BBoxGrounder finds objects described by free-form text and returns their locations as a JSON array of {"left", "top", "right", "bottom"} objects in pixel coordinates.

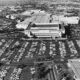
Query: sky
[{"left": 0, "top": 0, "right": 28, "bottom": 5}]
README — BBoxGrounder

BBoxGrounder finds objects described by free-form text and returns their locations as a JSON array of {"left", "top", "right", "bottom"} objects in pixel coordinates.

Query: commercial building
[
  {"left": 30, "top": 13, "right": 65, "bottom": 38},
  {"left": 16, "top": 11, "right": 67, "bottom": 38},
  {"left": 68, "top": 59, "right": 80, "bottom": 80},
  {"left": 30, "top": 22, "right": 64, "bottom": 38},
  {"left": 52, "top": 15, "right": 79, "bottom": 24}
]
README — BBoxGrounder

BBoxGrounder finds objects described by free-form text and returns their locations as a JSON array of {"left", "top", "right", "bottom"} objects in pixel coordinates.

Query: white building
[
  {"left": 30, "top": 22, "right": 62, "bottom": 38},
  {"left": 52, "top": 15, "right": 79, "bottom": 24},
  {"left": 16, "top": 24, "right": 28, "bottom": 30},
  {"left": 59, "top": 16, "right": 79, "bottom": 24}
]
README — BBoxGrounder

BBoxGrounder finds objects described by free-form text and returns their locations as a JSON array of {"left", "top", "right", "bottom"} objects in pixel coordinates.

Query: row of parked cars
[
  {"left": 1, "top": 40, "right": 79, "bottom": 62},
  {"left": 38, "top": 42, "right": 46, "bottom": 56},
  {"left": 49, "top": 42, "right": 56, "bottom": 57},
  {"left": 1, "top": 40, "right": 20, "bottom": 64},
  {"left": 25, "top": 42, "right": 38, "bottom": 58},
  {"left": 0, "top": 66, "right": 10, "bottom": 80},
  {"left": 0, "top": 39, "right": 6, "bottom": 57},
  {"left": 59, "top": 41, "right": 66, "bottom": 59},
  {"left": 0, "top": 40, "right": 13, "bottom": 64},
  {"left": 10, "top": 67, "right": 22, "bottom": 80},
  {"left": 0, "top": 38, "right": 80, "bottom": 80},
  {"left": 17, "top": 42, "right": 29, "bottom": 62},
  {"left": 0, "top": 39, "right": 80, "bottom": 63},
  {"left": 0, "top": 38, "right": 80, "bottom": 61},
  {"left": 67, "top": 40, "right": 78, "bottom": 57},
  {"left": 12, "top": 41, "right": 29, "bottom": 63}
]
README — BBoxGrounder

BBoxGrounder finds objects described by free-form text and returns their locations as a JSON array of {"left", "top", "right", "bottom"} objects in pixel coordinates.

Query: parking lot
[{"left": 0, "top": 38, "right": 80, "bottom": 80}]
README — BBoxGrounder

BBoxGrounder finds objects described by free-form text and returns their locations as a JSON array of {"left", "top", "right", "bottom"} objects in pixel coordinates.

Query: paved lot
[{"left": 0, "top": 38, "right": 80, "bottom": 80}]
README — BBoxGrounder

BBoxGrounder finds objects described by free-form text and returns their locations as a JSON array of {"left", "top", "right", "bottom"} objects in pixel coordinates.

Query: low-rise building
[
  {"left": 30, "top": 22, "right": 64, "bottom": 38},
  {"left": 68, "top": 59, "right": 80, "bottom": 80},
  {"left": 52, "top": 15, "right": 79, "bottom": 24}
]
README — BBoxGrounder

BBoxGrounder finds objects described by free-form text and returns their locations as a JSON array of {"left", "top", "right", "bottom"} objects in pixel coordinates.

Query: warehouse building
[
  {"left": 16, "top": 12, "right": 66, "bottom": 38},
  {"left": 30, "top": 22, "right": 65, "bottom": 38}
]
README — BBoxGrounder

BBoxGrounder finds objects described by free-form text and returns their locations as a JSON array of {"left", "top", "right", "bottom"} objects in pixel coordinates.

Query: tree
[
  {"left": 40, "top": 3, "right": 49, "bottom": 11},
  {"left": 0, "top": 63, "right": 4, "bottom": 66}
]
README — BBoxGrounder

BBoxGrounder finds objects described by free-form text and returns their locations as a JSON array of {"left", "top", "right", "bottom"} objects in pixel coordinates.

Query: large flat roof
[{"left": 32, "top": 14, "right": 50, "bottom": 23}]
